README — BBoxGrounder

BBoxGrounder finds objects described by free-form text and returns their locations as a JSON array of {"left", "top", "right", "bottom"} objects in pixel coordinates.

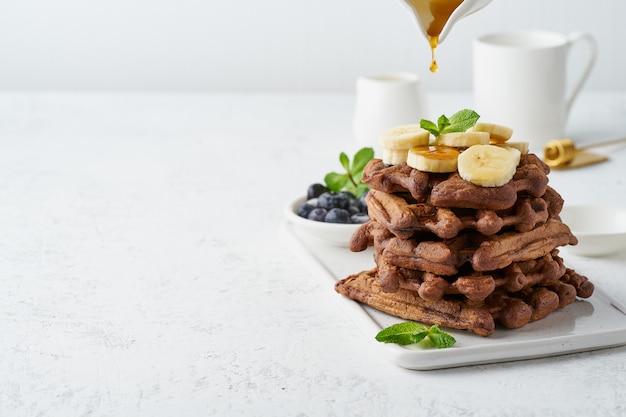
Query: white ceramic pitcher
[{"left": 473, "top": 30, "right": 597, "bottom": 150}]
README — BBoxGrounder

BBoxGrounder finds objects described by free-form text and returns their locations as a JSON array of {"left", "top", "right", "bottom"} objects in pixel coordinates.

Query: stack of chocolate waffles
[{"left": 335, "top": 154, "right": 594, "bottom": 336}]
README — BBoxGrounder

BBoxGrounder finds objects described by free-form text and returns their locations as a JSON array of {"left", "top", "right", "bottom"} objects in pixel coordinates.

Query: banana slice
[
  {"left": 495, "top": 141, "right": 529, "bottom": 155},
  {"left": 382, "top": 148, "right": 409, "bottom": 165},
  {"left": 471, "top": 122, "right": 514, "bottom": 143},
  {"left": 379, "top": 124, "right": 430, "bottom": 150},
  {"left": 407, "top": 146, "right": 459, "bottom": 173},
  {"left": 436, "top": 131, "right": 490, "bottom": 148},
  {"left": 458, "top": 144, "right": 521, "bottom": 187}
]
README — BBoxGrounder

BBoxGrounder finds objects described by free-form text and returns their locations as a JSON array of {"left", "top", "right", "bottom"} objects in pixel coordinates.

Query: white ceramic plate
[
  {"left": 283, "top": 196, "right": 362, "bottom": 247},
  {"left": 281, "top": 221, "right": 626, "bottom": 370},
  {"left": 560, "top": 204, "right": 626, "bottom": 257}
]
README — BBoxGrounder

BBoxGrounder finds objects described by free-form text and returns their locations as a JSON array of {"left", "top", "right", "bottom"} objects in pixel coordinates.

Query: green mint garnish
[
  {"left": 420, "top": 109, "right": 480, "bottom": 137},
  {"left": 324, "top": 147, "right": 374, "bottom": 198},
  {"left": 376, "top": 322, "right": 429, "bottom": 345},
  {"left": 426, "top": 324, "right": 457, "bottom": 348},
  {"left": 375, "top": 322, "right": 457, "bottom": 349}
]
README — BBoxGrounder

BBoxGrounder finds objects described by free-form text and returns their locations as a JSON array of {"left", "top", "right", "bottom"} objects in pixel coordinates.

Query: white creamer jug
[{"left": 399, "top": 0, "right": 492, "bottom": 72}]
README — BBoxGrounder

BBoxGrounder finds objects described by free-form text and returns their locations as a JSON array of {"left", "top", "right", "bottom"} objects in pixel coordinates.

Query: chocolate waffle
[
  {"left": 377, "top": 249, "right": 582, "bottom": 302},
  {"left": 361, "top": 153, "right": 550, "bottom": 210},
  {"left": 335, "top": 266, "right": 593, "bottom": 336},
  {"left": 366, "top": 186, "right": 563, "bottom": 239},
  {"left": 352, "top": 219, "right": 577, "bottom": 277}
]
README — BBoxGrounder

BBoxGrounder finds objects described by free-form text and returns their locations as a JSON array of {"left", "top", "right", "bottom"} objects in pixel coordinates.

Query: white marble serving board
[{"left": 281, "top": 221, "right": 626, "bottom": 370}]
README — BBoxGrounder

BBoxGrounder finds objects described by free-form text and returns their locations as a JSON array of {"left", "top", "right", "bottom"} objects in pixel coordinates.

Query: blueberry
[
  {"left": 351, "top": 213, "right": 370, "bottom": 224},
  {"left": 339, "top": 190, "right": 357, "bottom": 204},
  {"left": 318, "top": 192, "right": 349, "bottom": 210},
  {"left": 358, "top": 191, "right": 369, "bottom": 214},
  {"left": 307, "top": 207, "right": 328, "bottom": 222},
  {"left": 307, "top": 183, "right": 328, "bottom": 199},
  {"left": 324, "top": 208, "right": 352, "bottom": 224},
  {"left": 296, "top": 203, "right": 315, "bottom": 218}
]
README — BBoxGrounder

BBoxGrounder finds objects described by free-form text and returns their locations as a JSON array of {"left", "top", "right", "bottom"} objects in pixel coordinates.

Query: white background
[{"left": 0, "top": 0, "right": 624, "bottom": 92}]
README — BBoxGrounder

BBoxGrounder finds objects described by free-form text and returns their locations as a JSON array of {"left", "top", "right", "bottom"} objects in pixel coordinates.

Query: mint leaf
[
  {"left": 428, "top": 324, "right": 457, "bottom": 348},
  {"left": 354, "top": 183, "right": 370, "bottom": 198},
  {"left": 324, "top": 172, "right": 349, "bottom": 192},
  {"left": 376, "top": 321, "right": 457, "bottom": 348},
  {"left": 437, "top": 114, "right": 450, "bottom": 132},
  {"left": 420, "top": 109, "right": 480, "bottom": 137},
  {"left": 339, "top": 152, "right": 350, "bottom": 172},
  {"left": 323, "top": 147, "right": 374, "bottom": 198},
  {"left": 420, "top": 119, "right": 439, "bottom": 136},
  {"left": 441, "top": 109, "right": 480, "bottom": 134},
  {"left": 375, "top": 322, "right": 429, "bottom": 345},
  {"left": 351, "top": 147, "right": 375, "bottom": 174}
]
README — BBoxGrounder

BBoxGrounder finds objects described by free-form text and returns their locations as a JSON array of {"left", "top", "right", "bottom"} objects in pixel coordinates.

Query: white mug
[
  {"left": 353, "top": 73, "right": 428, "bottom": 152},
  {"left": 473, "top": 30, "right": 596, "bottom": 151}
]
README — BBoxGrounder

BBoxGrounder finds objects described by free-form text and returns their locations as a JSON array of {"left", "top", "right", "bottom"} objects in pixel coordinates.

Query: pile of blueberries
[{"left": 296, "top": 183, "right": 369, "bottom": 224}]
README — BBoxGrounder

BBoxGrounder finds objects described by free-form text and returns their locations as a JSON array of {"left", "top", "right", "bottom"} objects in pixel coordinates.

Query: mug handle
[{"left": 565, "top": 32, "right": 597, "bottom": 114}]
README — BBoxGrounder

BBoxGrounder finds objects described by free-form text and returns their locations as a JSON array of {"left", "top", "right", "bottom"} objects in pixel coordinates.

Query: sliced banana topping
[
  {"left": 379, "top": 124, "right": 430, "bottom": 150},
  {"left": 379, "top": 116, "right": 525, "bottom": 186},
  {"left": 381, "top": 148, "right": 410, "bottom": 165},
  {"left": 457, "top": 144, "right": 521, "bottom": 187},
  {"left": 407, "top": 145, "right": 459, "bottom": 173},
  {"left": 495, "top": 141, "right": 529, "bottom": 155},
  {"left": 436, "top": 131, "right": 490, "bottom": 148},
  {"left": 471, "top": 122, "right": 514, "bottom": 143}
]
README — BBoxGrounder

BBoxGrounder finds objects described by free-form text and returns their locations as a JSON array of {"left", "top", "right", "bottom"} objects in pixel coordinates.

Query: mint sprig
[
  {"left": 420, "top": 109, "right": 480, "bottom": 137},
  {"left": 324, "top": 147, "right": 374, "bottom": 198},
  {"left": 375, "top": 322, "right": 456, "bottom": 349}
]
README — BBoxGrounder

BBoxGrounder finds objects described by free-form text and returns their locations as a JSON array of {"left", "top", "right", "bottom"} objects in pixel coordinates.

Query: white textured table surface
[{"left": 1, "top": 91, "right": 626, "bottom": 417}]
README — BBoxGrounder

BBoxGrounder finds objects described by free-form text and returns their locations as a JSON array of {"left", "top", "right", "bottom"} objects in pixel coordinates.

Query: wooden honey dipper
[{"left": 543, "top": 136, "right": 626, "bottom": 167}]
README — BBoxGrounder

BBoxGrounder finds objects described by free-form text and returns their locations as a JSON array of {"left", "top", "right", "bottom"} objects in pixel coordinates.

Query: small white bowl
[
  {"left": 283, "top": 196, "right": 362, "bottom": 247},
  {"left": 560, "top": 204, "right": 626, "bottom": 257}
]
